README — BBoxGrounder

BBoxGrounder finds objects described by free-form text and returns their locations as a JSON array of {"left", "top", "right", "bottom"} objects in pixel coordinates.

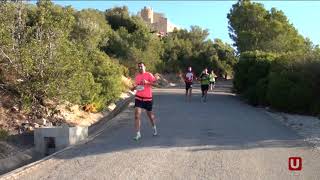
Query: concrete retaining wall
[{"left": 34, "top": 126, "right": 88, "bottom": 156}]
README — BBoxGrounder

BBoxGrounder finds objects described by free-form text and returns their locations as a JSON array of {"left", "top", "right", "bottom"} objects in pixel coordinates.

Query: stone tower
[
  {"left": 138, "top": 6, "right": 179, "bottom": 36},
  {"left": 140, "top": 6, "right": 153, "bottom": 24}
]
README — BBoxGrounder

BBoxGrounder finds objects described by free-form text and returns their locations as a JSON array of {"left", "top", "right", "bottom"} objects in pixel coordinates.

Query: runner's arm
[
  {"left": 142, "top": 79, "right": 154, "bottom": 85},
  {"left": 130, "top": 80, "right": 138, "bottom": 91},
  {"left": 184, "top": 74, "right": 188, "bottom": 82},
  {"left": 143, "top": 73, "right": 157, "bottom": 86}
]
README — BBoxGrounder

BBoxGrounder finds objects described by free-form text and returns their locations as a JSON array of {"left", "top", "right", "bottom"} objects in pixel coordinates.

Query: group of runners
[
  {"left": 184, "top": 66, "right": 217, "bottom": 103},
  {"left": 131, "top": 62, "right": 217, "bottom": 141}
]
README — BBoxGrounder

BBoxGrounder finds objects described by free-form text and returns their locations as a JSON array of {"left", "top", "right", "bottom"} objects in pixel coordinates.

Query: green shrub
[
  {"left": 247, "top": 60, "right": 271, "bottom": 86},
  {"left": 267, "top": 72, "right": 294, "bottom": 111},
  {"left": 243, "top": 86, "right": 259, "bottom": 106},
  {"left": 256, "top": 78, "right": 269, "bottom": 105},
  {"left": 0, "top": 129, "right": 9, "bottom": 140},
  {"left": 267, "top": 63, "right": 313, "bottom": 114},
  {"left": 233, "top": 59, "right": 254, "bottom": 93},
  {"left": 233, "top": 51, "right": 276, "bottom": 94},
  {"left": 233, "top": 50, "right": 319, "bottom": 114},
  {"left": 301, "top": 60, "right": 320, "bottom": 114},
  {"left": 287, "top": 82, "right": 313, "bottom": 113}
]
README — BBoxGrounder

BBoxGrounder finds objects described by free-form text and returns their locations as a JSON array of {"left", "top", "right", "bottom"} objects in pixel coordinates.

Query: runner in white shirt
[{"left": 184, "top": 66, "right": 195, "bottom": 102}]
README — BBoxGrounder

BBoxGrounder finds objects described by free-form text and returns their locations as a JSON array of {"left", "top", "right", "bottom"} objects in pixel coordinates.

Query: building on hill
[{"left": 138, "top": 6, "right": 179, "bottom": 37}]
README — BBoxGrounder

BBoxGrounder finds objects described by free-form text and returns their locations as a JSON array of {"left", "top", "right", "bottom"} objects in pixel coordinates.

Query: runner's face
[
  {"left": 188, "top": 67, "right": 192, "bottom": 72},
  {"left": 138, "top": 64, "right": 145, "bottom": 73}
]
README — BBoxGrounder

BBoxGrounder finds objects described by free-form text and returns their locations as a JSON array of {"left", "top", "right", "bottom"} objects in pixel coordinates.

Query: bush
[
  {"left": 267, "top": 59, "right": 318, "bottom": 114},
  {"left": 255, "top": 78, "right": 269, "bottom": 105},
  {"left": 234, "top": 50, "right": 320, "bottom": 115},
  {"left": 301, "top": 60, "right": 320, "bottom": 115},
  {"left": 247, "top": 60, "right": 271, "bottom": 86},
  {"left": 242, "top": 78, "right": 268, "bottom": 106},
  {"left": 89, "top": 50, "right": 125, "bottom": 109},
  {"left": 267, "top": 72, "right": 294, "bottom": 111},
  {"left": 233, "top": 58, "right": 255, "bottom": 93},
  {"left": 0, "top": 129, "right": 9, "bottom": 140},
  {"left": 243, "top": 86, "right": 259, "bottom": 106},
  {"left": 288, "top": 82, "right": 313, "bottom": 113},
  {"left": 233, "top": 51, "right": 276, "bottom": 94},
  {"left": 267, "top": 72, "right": 314, "bottom": 114},
  {"left": 0, "top": 2, "right": 128, "bottom": 112}
]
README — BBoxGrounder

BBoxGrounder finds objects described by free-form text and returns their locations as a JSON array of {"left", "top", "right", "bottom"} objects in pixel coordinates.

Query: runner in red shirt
[
  {"left": 184, "top": 66, "right": 195, "bottom": 102},
  {"left": 132, "top": 62, "right": 157, "bottom": 141}
]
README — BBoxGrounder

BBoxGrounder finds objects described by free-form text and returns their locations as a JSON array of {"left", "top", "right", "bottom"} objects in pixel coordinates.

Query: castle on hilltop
[{"left": 138, "top": 6, "right": 179, "bottom": 36}]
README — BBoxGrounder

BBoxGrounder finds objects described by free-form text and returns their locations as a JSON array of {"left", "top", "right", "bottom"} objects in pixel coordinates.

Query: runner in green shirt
[
  {"left": 209, "top": 70, "right": 217, "bottom": 91},
  {"left": 199, "top": 68, "right": 210, "bottom": 102}
]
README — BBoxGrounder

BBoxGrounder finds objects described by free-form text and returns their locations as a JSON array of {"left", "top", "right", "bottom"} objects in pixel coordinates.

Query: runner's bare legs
[
  {"left": 185, "top": 88, "right": 188, "bottom": 101},
  {"left": 146, "top": 111, "right": 157, "bottom": 136},
  {"left": 188, "top": 88, "right": 192, "bottom": 101},
  {"left": 146, "top": 111, "right": 156, "bottom": 126},
  {"left": 185, "top": 88, "right": 192, "bottom": 102},
  {"left": 201, "top": 88, "right": 208, "bottom": 102},
  {"left": 134, "top": 107, "right": 142, "bottom": 133},
  {"left": 204, "top": 89, "right": 208, "bottom": 102}
]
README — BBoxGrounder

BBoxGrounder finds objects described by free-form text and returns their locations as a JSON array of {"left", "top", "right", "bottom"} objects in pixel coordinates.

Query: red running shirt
[{"left": 135, "top": 72, "right": 156, "bottom": 101}]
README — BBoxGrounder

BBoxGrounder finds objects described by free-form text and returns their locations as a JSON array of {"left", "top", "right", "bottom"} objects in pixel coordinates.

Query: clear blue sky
[{"left": 49, "top": 1, "right": 320, "bottom": 46}]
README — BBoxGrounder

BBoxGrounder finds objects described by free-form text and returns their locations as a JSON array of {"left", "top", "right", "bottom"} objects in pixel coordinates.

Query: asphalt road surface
[{"left": 15, "top": 81, "right": 320, "bottom": 180}]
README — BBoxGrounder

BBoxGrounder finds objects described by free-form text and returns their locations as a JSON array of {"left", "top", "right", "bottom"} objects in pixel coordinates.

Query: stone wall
[{"left": 139, "top": 6, "right": 178, "bottom": 34}]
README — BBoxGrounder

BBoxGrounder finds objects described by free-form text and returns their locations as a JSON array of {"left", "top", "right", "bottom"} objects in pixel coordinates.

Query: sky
[{"left": 48, "top": 1, "right": 320, "bottom": 46}]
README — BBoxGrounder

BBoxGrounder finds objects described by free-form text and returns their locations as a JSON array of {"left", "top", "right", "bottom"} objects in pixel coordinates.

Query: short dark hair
[{"left": 138, "top": 62, "right": 145, "bottom": 65}]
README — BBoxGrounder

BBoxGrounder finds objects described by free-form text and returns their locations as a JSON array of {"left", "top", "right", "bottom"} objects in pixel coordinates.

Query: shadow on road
[{"left": 52, "top": 80, "right": 310, "bottom": 160}]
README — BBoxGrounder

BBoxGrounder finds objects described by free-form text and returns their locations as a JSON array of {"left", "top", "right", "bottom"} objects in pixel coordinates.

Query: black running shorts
[
  {"left": 185, "top": 82, "right": 193, "bottom": 90},
  {"left": 201, "top": 84, "right": 209, "bottom": 91},
  {"left": 135, "top": 99, "right": 153, "bottom": 111}
]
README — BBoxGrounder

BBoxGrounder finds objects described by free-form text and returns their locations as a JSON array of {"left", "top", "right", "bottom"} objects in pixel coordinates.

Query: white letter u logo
[{"left": 290, "top": 159, "right": 300, "bottom": 169}]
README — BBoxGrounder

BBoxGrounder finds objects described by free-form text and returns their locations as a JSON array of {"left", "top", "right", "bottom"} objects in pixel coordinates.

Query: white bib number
[{"left": 136, "top": 85, "right": 145, "bottom": 91}]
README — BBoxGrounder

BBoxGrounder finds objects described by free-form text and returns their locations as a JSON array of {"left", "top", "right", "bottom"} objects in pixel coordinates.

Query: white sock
[
  {"left": 153, "top": 126, "right": 157, "bottom": 135},
  {"left": 137, "top": 131, "right": 141, "bottom": 136}
]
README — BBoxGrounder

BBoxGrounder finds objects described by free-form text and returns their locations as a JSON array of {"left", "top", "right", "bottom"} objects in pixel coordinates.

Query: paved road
[{"left": 16, "top": 81, "right": 320, "bottom": 180}]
